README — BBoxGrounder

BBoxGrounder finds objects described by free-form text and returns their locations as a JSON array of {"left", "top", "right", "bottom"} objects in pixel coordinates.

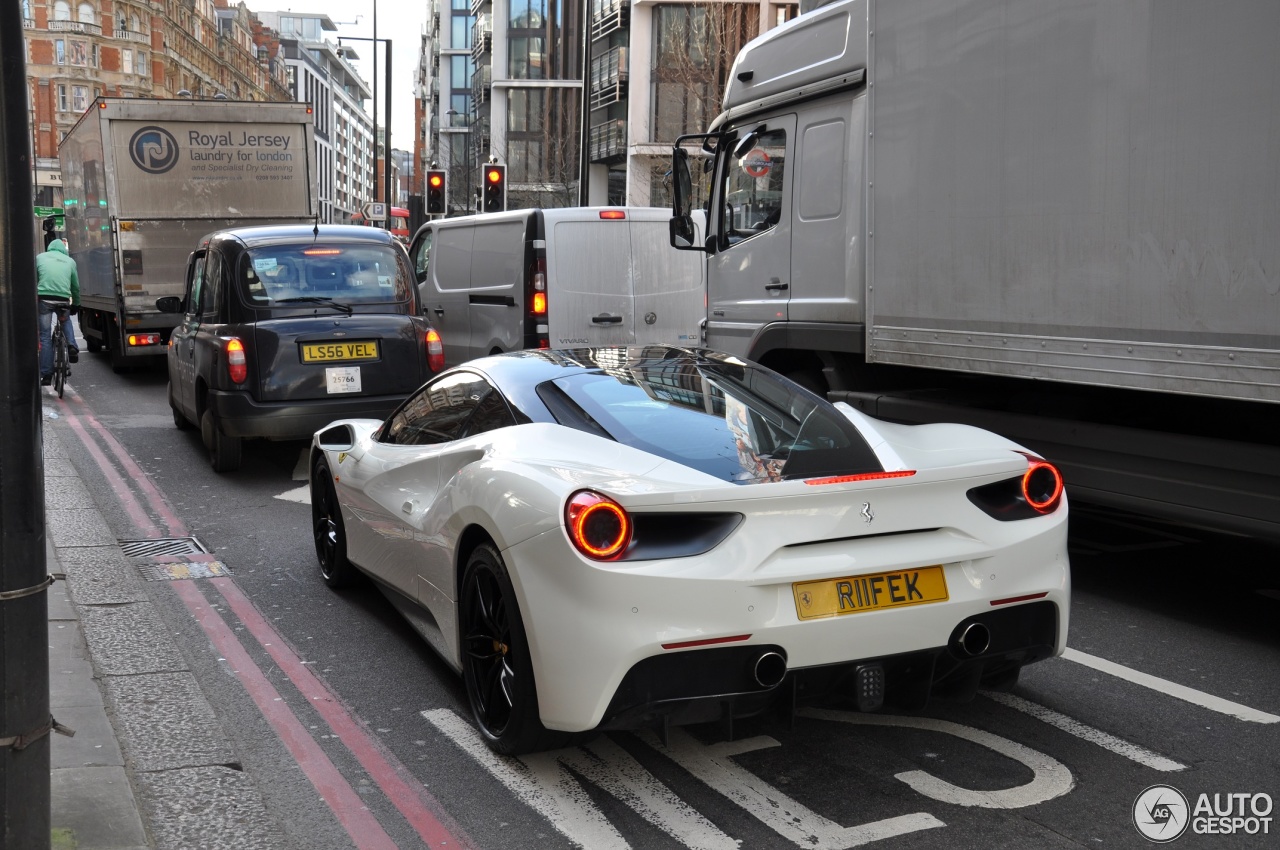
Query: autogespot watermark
[{"left": 1133, "top": 784, "right": 1274, "bottom": 842}]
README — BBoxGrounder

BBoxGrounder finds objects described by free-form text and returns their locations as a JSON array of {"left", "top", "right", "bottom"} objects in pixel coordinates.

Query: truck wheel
[
  {"left": 85, "top": 335, "right": 102, "bottom": 354},
  {"left": 201, "top": 408, "right": 242, "bottom": 473},
  {"left": 107, "top": 327, "right": 128, "bottom": 373}
]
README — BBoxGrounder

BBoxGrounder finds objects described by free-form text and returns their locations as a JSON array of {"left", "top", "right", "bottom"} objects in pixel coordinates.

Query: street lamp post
[{"left": 339, "top": 32, "right": 393, "bottom": 230}]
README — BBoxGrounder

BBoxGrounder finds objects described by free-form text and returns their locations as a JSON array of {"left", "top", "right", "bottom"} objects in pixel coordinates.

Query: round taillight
[
  {"left": 225, "top": 337, "right": 247, "bottom": 384},
  {"left": 565, "top": 491, "right": 631, "bottom": 560},
  {"left": 1022, "top": 461, "right": 1063, "bottom": 514},
  {"left": 425, "top": 328, "right": 444, "bottom": 372}
]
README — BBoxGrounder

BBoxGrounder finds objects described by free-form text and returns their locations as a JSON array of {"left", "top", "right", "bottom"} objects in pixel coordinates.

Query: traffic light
[
  {"left": 482, "top": 163, "right": 506, "bottom": 213},
  {"left": 426, "top": 169, "right": 447, "bottom": 216}
]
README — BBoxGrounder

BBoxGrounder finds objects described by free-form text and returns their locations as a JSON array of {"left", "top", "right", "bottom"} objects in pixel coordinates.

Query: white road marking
[
  {"left": 423, "top": 710, "right": 736, "bottom": 850},
  {"left": 274, "top": 484, "right": 311, "bottom": 504},
  {"left": 1063, "top": 648, "right": 1280, "bottom": 724},
  {"left": 982, "top": 691, "right": 1186, "bottom": 772},
  {"left": 800, "top": 709, "right": 1073, "bottom": 809},
  {"left": 637, "top": 728, "right": 944, "bottom": 848}
]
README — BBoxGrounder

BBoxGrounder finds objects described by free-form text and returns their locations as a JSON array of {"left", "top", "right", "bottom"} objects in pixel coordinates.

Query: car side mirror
[
  {"left": 316, "top": 423, "right": 356, "bottom": 452},
  {"left": 156, "top": 296, "right": 184, "bottom": 314}
]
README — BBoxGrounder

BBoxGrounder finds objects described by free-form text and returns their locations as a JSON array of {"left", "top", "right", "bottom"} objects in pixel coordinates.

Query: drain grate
[
  {"left": 121, "top": 537, "right": 208, "bottom": 558},
  {"left": 120, "top": 537, "right": 231, "bottom": 581}
]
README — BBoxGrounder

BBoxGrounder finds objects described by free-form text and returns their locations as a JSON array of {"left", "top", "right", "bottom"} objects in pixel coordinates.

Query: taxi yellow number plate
[
  {"left": 793, "top": 565, "right": 948, "bottom": 621},
  {"left": 300, "top": 341, "right": 379, "bottom": 363}
]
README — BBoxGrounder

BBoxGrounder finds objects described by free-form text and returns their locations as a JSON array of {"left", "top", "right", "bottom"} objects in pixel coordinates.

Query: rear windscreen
[
  {"left": 537, "top": 356, "right": 884, "bottom": 484},
  {"left": 238, "top": 244, "right": 412, "bottom": 306}
]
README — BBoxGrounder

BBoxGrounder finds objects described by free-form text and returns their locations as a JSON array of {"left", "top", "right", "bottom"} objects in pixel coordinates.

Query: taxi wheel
[
  {"left": 201, "top": 408, "right": 242, "bottom": 473},
  {"left": 461, "top": 545, "right": 570, "bottom": 755},
  {"left": 311, "top": 457, "right": 357, "bottom": 588}
]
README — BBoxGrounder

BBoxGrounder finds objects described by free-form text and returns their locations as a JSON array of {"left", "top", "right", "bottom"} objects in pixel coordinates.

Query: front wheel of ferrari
[
  {"left": 461, "top": 544, "right": 568, "bottom": 755},
  {"left": 311, "top": 456, "right": 357, "bottom": 589}
]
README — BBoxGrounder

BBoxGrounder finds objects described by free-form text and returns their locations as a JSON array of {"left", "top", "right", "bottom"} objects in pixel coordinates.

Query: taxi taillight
[
  {"left": 425, "top": 328, "right": 445, "bottom": 372},
  {"left": 566, "top": 491, "right": 631, "bottom": 560},
  {"left": 225, "top": 337, "right": 247, "bottom": 384}
]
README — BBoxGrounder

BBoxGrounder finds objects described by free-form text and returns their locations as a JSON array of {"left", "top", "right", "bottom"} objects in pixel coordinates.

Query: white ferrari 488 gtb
[{"left": 309, "top": 346, "right": 1069, "bottom": 754}]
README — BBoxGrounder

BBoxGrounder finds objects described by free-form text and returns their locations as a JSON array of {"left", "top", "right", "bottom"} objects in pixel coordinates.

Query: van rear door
[
  {"left": 543, "top": 209, "right": 634, "bottom": 347},
  {"left": 629, "top": 208, "right": 704, "bottom": 347},
  {"left": 421, "top": 223, "right": 472, "bottom": 366}
]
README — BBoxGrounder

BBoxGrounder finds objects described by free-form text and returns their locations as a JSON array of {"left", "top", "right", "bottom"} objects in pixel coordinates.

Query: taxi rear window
[{"left": 239, "top": 244, "right": 411, "bottom": 306}]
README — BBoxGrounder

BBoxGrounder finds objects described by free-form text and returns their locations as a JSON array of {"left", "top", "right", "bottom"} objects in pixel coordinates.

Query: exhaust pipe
[
  {"left": 955, "top": 622, "right": 991, "bottom": 657},
  {"left": 753, "top": 651, "right": 787, "bottom": 688}
]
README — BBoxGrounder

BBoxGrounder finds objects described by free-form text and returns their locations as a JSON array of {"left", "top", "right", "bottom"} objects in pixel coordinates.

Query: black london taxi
[{"left": 159, "top": 224, "right": 444, "bottom": 472}]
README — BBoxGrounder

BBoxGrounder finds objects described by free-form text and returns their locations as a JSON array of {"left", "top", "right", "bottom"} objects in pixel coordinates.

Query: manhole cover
[
  {"left": 120, "top": 537, "right": 208, "bottom": 558},
  {"left": 120, "top": 537, "right": 231, "bottom": 581}
]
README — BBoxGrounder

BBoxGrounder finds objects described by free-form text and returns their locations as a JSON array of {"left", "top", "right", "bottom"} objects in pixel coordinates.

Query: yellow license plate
[
  {"left": 793, "top": 566, "right": 948, "bottom": 621},
  {"left": 300, "top": 341, "right": 380, "bottom": 363}
]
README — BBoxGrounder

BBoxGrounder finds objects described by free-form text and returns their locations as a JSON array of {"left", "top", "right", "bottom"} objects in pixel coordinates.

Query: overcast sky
[{"left": 275, "top": 1, "right": 429, "bottom": 151}]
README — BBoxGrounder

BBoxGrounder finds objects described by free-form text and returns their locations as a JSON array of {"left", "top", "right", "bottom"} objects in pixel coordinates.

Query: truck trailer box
[
  {"left": 409, "top": 207, "right": 703, "bottom": 367},
  {"left": 672, "top": 0, "right": 1280, "bottom": 537},
  {"left": 59, "top": 97, "right": 318, "bottom": 364}
]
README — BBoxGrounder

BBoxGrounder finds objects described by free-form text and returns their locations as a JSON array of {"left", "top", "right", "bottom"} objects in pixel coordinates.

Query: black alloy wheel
[
  {"left": 311, "top": 456, "right": 356, "bottom": 588},
  {"left": 461, "top": 544, "right": 570, "bottom": 755}
]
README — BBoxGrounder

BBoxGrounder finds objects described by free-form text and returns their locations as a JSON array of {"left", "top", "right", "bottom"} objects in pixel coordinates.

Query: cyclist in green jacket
[{"left": 37, "top": 238, "right": 81, "bottom": 386}]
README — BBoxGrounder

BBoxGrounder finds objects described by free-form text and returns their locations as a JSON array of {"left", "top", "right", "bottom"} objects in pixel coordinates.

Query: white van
[{"left": 407, "top": 207, "right": 704, "bottom": 366}]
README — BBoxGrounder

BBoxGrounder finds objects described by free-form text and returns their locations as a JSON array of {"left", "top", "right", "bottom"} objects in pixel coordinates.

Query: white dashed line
[
  {"left": 982, "top": 691, "right": 1186, "bottom": 772},
  {"left": 1063, "top": 648, "right": 1280, "bottom": 724}
]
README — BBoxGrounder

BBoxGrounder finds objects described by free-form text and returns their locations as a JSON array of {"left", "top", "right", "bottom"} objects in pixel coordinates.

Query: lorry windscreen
[{"left": 239, "top": 244, "right": 412, "bottom": 306}]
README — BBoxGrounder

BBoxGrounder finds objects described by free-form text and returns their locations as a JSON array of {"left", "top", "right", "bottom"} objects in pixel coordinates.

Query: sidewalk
[{"left": 43, "top": 415, "right": 285, "bottom": 850}]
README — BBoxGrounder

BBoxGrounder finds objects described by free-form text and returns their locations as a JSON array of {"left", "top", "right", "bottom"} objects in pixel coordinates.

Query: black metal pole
[
  {"left": 1, "top": 1, "right": 52, "bottom": 847},
  {"left": 577, "top": 0, "right": 591, "bottom": 205},
  {"left": 384, "top": 37, "right": 393, "bottom": 224},
  {"left": 371, "top": 0, "right": 380, "bottom": 222}
]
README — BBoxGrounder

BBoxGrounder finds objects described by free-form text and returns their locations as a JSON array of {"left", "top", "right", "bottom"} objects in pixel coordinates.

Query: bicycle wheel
[{"left": 53, "top": 327, "right": 67, "bottom": 398}]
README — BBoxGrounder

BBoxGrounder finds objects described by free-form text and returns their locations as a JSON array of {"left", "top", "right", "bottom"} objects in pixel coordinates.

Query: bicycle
[{"left": 40, "top": 299, "right": 72, "bottom": 399}]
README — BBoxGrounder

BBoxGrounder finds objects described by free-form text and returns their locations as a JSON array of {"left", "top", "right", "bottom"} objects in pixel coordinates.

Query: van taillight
[
  {"left": 528, "top": 254, "right": 548, "bottom": 348},
  {"left": 225, "top": 338, "right": 247, "bottom": 384},
  {"left": 532, "top": 291, "right": 547, "bottom": 315},
  {"left": 425, "top": 328, "right": 445, "bottom": 372},
  {"left": 599, "top": 209, "right": 626, "bottom": 220}
]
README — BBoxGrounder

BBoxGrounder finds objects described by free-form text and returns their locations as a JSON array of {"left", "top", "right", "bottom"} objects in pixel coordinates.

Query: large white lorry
[
  {"left": 670, "top": 0, "right": 1280, "bottom": 539},
  {"left": 59, "top": 97, "right": 318, "bottom": 366}
]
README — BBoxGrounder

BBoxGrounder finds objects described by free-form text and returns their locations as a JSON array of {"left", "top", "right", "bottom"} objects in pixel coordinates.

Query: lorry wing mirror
[
  {"left": 156, "top": 296, "right": 184, "bottom": 313},
  {"left": 672, "top": 147, "right": 694, "bottom": 219},
  {"left": 670, "top": 215, "right": 704, "bottom": 252},
  {"left": 732, "top": 126, "right": 765, "bottom": 160}
]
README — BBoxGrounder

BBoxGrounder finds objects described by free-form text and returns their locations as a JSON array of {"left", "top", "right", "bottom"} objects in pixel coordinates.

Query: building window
[
  {"left": 123, "top": 48, "right": 133, "bottom": 74},
  {"left": 508, "top": 36, "right": 545, "bottom": 80},
  {"left": 451, "top": 14, "right": 472, "bottom": 50},
  {"left": 72, "top": 86, "right": 89, "bottom": 112},
  {"left": 137, "top": 51, "right": 147, "bottom": 76},
  {"left": 91, "top": 44, "right": 99, "bottom": 68},
  {"left": 57, "top": 85, "right": 68, "bottom": 111},
  {"left": 77, "top": 2, "right": 94, "bottom": 24},
  {"left": 55, "top": 40, "right": 66, "bottom": 65},
  {"left": 508, "top": 88, "right": 544, "bottom": 133},
  {"left": 54, "top": 1, "right": 71, "bottom": 21}
]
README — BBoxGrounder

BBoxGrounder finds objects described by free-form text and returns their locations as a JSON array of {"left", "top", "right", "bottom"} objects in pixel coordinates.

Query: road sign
[
  {"left": 34, "top": 206, "right": 63, "bottom": 217},
  {"left": 362, "top": 202, "right": 387, "bottom": 222}
]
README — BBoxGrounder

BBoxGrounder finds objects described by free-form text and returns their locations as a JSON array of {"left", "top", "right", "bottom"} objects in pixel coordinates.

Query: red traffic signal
[
  {"left": 426, "top": 169, "right": 447, "bottom": 215},
  {"left": 482, "top": 163, "right": 506, "bottom": 213}
]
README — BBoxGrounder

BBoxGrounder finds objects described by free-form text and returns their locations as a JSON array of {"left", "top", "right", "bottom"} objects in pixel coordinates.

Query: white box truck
[
  {"left": 408, "top": 207, "right": 703, "bottom": 367},
  {"left": 59, "top": 97, "right": 318, "bottom": 367},
  {"left": 670, "top": 0, "right": 1280, "bottom": 539}
]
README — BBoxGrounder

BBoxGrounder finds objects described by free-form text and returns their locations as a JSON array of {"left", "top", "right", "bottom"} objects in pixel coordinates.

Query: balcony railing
[
  {"left": 589, "top": 46, "right": 628, "bottom": 109},
  {"left": 49, "top": 20, "right": 102, "bottom": 36},
  {"left": 471, "top": 14, "right": 492, "bottom": 60},
  {"left": 589, "top": 119, "right": 627, "bottom": 162},
  {"left": 591, "top": 0, "right": 628, "bottom": 42},
  {"left": 471, "top": 65, "right": 491, "bottom": 104},
  {"left": 118, "top": 29, "right": 149, "bottom": 43}
]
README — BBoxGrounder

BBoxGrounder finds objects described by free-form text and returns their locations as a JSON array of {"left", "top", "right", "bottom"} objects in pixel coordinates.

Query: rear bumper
[{"left": 209, "top": 389, "right": 403, "bottom": 440}]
